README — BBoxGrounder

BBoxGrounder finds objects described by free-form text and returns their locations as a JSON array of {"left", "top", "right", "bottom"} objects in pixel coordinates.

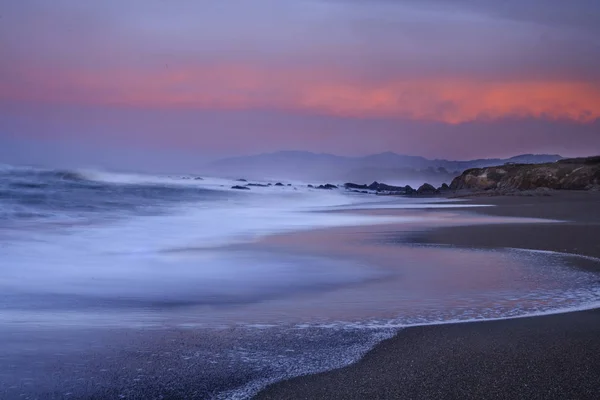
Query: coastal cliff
[{"left": 449, "top": 156, "right": 600, "bottom": 192}]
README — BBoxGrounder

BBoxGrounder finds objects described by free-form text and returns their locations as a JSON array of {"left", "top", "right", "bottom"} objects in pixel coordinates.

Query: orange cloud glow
[{"left": 2, "top": 65, "right": 600, "bottom": 124}]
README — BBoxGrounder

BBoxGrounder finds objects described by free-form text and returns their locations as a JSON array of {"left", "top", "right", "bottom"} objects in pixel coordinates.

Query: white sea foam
[
  {"left": 76, "top": 168, "right": 234, "bottom": 189},
  {"left": 2, "top": 171, "right": 596, "bottom": 311},
  {"left": 0, "top": 181, "right": 417, "bottom": 305}
]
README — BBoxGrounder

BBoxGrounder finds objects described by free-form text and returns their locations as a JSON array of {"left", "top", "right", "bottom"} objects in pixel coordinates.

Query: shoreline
[
  {"left": 401, "top": 191, "right": 600, "bottom": 266},
  {"left": 255, "top": 191, "right": 600, "bottom": 399},
  {"left": 257, "top": 308, "right": 600, "bottom": 400}
]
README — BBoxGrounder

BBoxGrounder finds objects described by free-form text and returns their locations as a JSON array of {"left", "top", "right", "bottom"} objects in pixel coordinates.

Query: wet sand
[
  {"left": 256, "top": 191, "right": 600, "bottom": 400},
  {"left": 404, "top": 191, "right": 600, "bottom": 265}
]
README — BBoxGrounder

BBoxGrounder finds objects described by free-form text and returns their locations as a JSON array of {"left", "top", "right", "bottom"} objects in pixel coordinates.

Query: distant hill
[{"left": 203, "top": 151, "right": 562, "bottom": 186}]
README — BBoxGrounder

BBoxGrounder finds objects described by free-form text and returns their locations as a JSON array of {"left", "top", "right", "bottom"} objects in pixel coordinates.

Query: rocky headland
[{"left": 449, "top": 156, "right": 600, "bottom": 194}]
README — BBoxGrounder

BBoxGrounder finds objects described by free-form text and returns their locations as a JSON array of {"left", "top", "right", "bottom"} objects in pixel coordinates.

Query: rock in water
[
  {"left": 316, "top": 184, "right": 338, "bottom": 190},
  {"left": 367, "top": 182, "right": 410, "bottom": 192},
  {"left": 417, "top": 183, "right": 437, "bottom": 194},
  {"left": 246, "top": 183, "right": 269, "bottom": 187},
  {"left": 346, "top": 182, "right": 415, "bottom": 194},
  {"left": 344, "top": 183, "right": 369, "bottom": 190},
  {"left": 231, "top": 185, "right": 250, "bottom": 190},
  {"left": 367, "top": 181, "right": 381, "bottom": 191}
]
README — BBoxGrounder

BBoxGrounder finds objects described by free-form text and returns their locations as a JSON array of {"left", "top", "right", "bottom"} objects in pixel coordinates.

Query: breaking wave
[{"left": 0, "top": 165, "right": 231, "bottom": 222}]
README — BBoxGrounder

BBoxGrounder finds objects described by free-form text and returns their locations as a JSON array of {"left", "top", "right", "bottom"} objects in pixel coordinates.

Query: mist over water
[
  {"left": 1, "top": 165, "right": 599, "bottom": 399},
  {"left": 0, "top": 165, "right": 406, "bottom": 310}
]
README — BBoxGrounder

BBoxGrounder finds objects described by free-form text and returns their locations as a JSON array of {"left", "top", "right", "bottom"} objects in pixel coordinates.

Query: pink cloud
[{"left": 3, "top": 64, "right": 600, "bottom": 124}]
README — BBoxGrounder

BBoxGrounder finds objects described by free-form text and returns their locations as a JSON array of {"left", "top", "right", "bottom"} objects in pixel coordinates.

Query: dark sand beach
[
  {"left": 407, "top": 191, "right": 600, "bottom": 263},
  {"left": 257, "top": 191, "right": 600, "bottom": 400}
]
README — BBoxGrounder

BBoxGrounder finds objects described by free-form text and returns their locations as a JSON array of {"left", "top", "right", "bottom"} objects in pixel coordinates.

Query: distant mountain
[{"left": 203, "top": 151, "right": 563, "bottom": 186}]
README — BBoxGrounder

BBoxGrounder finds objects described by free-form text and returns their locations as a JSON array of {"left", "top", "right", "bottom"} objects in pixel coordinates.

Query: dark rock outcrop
[
  {"left": 368, "top": 181, "right": 382, "bottom": 191},
  {"left": 316, "top": 184, "right": 338, "bottom": 190},
  {"left": 368, "top": 182, "right": 409, "bottom": 192},
  {"left": 438, "top": 183, "right": 450, "bottom": 191},
  {"left": 231, "top": 185, "right": 250, "bottom": 190},
  {"left": 345, "top": 181, "right": 416, "bottom": 194},
  {"left": 450, "top": 156, "right": 600, "bottom": 191},
  {"left": 344, "top": 183, "right": 369, "bottom": 190},
  {"left": 247, "top": 183, "right": 269, "bottom": 187},
  {"left": 417, "top": 183, "right": 438, "bottom": 194},
  {"left": 274, "top": 182, "right": 285, "bottom": 187},
  {"left": 307, "top": 184, "right": 314, "bottom": 188},
  {"left": 236, "top": 179, "right": 247, "bottom": 182}
]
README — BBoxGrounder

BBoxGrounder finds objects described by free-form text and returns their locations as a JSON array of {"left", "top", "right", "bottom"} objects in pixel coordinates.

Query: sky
[{"left": 1, "top": 0, "right": 599, "bottom": 170}]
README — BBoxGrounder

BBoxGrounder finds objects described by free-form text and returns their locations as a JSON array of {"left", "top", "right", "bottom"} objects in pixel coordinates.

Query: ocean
[{"left": 1, "top": 165, "right": 599, "bottom": 399}]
